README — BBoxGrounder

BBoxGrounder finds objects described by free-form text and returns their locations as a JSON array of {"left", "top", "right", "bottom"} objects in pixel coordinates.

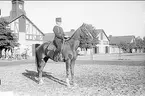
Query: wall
[
  {"left": 18, "top": 32, "right": 43, "bottom": 56},
  {"left": 109, "top": 45, "right": 123, "bottom": 54}
]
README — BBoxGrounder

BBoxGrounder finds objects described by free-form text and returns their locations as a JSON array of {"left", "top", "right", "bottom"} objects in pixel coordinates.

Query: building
[
  {"left": 1, "top": 0, "right": 44, "bottom": 56},
  {"left": 109, "top": 35, "right": 136, "bottom": 53},
  {"left": 92, "top": 29, "right": 110, "bottom": 54}
]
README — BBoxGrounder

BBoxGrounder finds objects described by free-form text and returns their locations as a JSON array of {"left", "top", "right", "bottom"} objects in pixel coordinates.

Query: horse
[{"left": 35, "top": 23, "right": 93, "bottom": 87}]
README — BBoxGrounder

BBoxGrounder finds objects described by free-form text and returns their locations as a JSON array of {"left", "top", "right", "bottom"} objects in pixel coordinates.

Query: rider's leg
[{"left": 53, "top": 40, "right": 63, "bottom": 62}]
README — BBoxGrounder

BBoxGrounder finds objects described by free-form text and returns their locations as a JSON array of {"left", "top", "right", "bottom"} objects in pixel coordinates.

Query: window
[
  {"left": 26, "top": 35, "right": 28, "bottom": 39},
  {"left": 103, "top": 41, "right": 108, "bottom": 45},
  {"left": 33, "top": 35, "right": 36, "bottom": 40},
  {"left": 101, "top": 33, "right": 103, "bottom": 40},
  {"left": 29, "top": 35, "right": 32, "bottom": 39}
]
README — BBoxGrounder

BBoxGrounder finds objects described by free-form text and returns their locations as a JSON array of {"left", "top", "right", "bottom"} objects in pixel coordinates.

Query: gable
[
  {"left": 9, "top": 14, "right": 44, "bottom": 36},
  {"left": 94, "top": 29, "right": 109, "bottom": 41},
  {"left": 130, "top": 37, "right": 135, "bottom": 43},
  {"left": 8, "top": 14, "right": 44, "bottom": 41}
]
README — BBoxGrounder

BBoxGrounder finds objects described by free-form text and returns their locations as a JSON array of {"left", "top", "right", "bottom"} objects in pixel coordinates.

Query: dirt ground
[{"left": 0, "top": 54, "right": 145, "bottom": 96}]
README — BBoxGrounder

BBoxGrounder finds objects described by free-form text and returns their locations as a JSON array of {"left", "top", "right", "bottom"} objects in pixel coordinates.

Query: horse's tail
[
  {"left": 35, "top": 49, "right": 38, "bottom": 70},
  {"left": 35, "top": 46, "right": 40, "bottom": 72}
]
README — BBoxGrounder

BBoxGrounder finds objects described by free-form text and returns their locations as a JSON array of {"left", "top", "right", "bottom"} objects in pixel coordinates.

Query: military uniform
[
  {"left": 53, "top": 18, "right": 65, "bottom": 62},
  {"left": 53, "top": 25, "right": 65, "bottom": 51}
]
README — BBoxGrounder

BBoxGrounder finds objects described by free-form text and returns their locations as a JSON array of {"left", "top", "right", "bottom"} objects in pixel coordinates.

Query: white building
[
  {"left": 79, "top": 29, "right": 110, "bottom": 55},
  {"left": 1, "top": 0, "right": 44, "bottom": 56},
  {"left": 109, "top": 35, "right": 136, "bottom": 53}
]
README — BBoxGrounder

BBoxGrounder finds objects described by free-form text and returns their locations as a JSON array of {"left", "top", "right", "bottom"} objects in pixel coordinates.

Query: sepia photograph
[{"left": 0, "top": 0, "right": 145, "bottom": 96}]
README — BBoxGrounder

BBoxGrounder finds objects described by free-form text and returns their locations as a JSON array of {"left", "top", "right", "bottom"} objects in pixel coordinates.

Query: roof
[
  {"left": 8, "top": 14, "right": 44, "bottom": 36},
  {"left": 109, "top": 35, "right": 135, "bottom": 45},
  {"left": 65, "top": 31, "right": 74, "bottom": 37},
  {"left": 43, "top": 33, "right": 54, "bottom": 42},
  {"left": 1, "top": 16, "right": 10, "bottom": 22}
]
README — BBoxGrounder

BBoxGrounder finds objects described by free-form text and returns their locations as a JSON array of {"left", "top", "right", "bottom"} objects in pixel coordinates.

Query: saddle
[{"left": 46, "top": 42, "right": 56, "bottom": 51}]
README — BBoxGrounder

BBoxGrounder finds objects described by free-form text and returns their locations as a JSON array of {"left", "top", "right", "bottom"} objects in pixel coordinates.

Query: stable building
[
  {"left": 92, "top": 29, "right": 110, "bottom": 54},
  {"left": 109, "top": 35, "right": 136, "bottom": 53},
  {"left": 1, "top": 0, "right": 44, "bottom": 56}
]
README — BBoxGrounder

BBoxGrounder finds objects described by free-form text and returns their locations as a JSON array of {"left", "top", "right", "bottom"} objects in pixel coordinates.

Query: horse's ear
[
  {"left": 84, "top": 23, "right": 86, "bottom": 26},
  {"left": 81, "top": 23, "right": 86, "bottom": 27},
  {"left": 81, "top": 23, "right": 84, "bottom": 27}
]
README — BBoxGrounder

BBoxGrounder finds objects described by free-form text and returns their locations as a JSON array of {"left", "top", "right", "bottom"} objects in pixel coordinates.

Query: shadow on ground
[{"left": 22, "top": 70, "right": 67, "bottom": 86}]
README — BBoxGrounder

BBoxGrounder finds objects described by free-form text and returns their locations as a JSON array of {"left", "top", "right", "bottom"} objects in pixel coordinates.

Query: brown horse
[{"left": 35, "top": 23, "right": 92, "bottom": 87}]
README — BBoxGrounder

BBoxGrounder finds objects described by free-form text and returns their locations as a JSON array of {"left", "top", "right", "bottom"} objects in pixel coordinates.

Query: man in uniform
[{"left": 53, "top": 17, "right": 65, "bottom": 62}]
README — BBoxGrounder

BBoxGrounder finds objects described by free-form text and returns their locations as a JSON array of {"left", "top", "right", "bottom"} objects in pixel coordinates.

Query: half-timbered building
[
  {"left": 1, "top": 0, "right": 44, "bottom": 56},
  {"left": 8, "top": 14, "right": 44, "bottom": 56}
]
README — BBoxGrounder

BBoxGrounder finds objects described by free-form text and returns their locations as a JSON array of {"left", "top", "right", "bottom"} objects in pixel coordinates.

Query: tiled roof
[
  {"left": 65, "top": 31, "right": 74, "bottom": 37},
  {"left": 109, "top": 35, "right": 135, "bottom": 45},
  {"left": 43, "top": 33, "right": 54, "bottom": 42},
  {"left": 1, "top": 16, "right": 10, "bottom": 22}
]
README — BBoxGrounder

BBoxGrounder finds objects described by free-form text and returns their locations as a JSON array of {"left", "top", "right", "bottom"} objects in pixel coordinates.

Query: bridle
[{"left": 79, "top": 26, "right": 93, "bottom": 40}]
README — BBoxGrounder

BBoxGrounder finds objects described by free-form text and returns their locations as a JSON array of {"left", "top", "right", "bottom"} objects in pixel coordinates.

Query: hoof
[
  {"left": 73, "top": 83, "right": 78, "bottom": 87},
  {"left": 71, "top": 83, "right": 78, "bottom": 88},
  {"left": 66, "top": 78, "right": 71, "bottom": 88},
  {"left": 67, "top": 84, "right": 71, "bottom": 88},
  {"left": 38, "top": 79, "right": 44, "bottom": 85}
]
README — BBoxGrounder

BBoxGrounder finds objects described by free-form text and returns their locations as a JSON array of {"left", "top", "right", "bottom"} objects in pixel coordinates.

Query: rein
[
  {"left": 84, "top": 27, "right": 93, "bottom": 39},
  {"left": 60, "top": 26, "right": 92, "bottom": 52},
  {"left": 60, "top": 28, "right": 81, "bottom": 52}
]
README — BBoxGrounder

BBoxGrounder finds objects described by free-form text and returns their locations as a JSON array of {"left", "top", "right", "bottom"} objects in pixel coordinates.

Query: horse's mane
[
  {"left": 66, "top": 23, "right": 89, "bottom": 41},
  {"left": 67, "top": 28, "right": 80, "bottom": 41}
]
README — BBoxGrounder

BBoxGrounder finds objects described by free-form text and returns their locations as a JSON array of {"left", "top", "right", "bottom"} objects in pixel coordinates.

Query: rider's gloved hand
[{"left": 64, "top": 36, "right": 68, "bottom": 39}]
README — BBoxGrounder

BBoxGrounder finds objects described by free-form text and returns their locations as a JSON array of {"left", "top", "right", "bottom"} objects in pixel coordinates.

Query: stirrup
[
  {"left": 53, "top": 56, "right": 59, "bottom": 62},
  {"left": 58, "top": 53, "right": 65, "bottom": 62}
]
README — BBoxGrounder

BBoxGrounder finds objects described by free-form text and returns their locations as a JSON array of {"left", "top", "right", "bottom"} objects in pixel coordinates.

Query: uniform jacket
[{"left": 53, "top": 25, "right": 65, "bottom": 50}]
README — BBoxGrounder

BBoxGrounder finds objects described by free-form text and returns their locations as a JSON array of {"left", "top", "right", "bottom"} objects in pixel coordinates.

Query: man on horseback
[{"left": 53, "top": 17, "right": 65, "bottom": 62}]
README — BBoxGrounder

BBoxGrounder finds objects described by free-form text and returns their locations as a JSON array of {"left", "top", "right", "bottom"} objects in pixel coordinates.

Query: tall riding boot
[{"left": 53, "top": 50, "right": 59, "bottom": 62}]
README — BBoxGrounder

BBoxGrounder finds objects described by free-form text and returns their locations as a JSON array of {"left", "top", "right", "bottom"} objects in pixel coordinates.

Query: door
[{"left": 105, "top": 46, "right": 109, "bottom": 53}]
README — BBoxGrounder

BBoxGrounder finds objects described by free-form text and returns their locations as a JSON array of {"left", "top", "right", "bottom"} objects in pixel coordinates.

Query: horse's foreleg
[
  {"left": 38, "top": 58, "right": 46, "bottom": 85},
  {"left": 70, "top": 59, "right": 77, "bottom": 86},
  {"left": 66, "top": 59, "right": 71, "bottom": 87}
]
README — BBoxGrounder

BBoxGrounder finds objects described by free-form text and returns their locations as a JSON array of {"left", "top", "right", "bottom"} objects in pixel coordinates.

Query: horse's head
[
  {"left": 69, "top": 23, "right": 93, "bottom": 42},
  {"left": 79, "top": 23, "right": 93, "bottom": 40}
]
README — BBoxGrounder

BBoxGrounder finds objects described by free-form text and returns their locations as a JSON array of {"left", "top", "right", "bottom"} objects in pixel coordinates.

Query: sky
[{"left": 0, "top": 1, "right": 145, "bottom": 38}]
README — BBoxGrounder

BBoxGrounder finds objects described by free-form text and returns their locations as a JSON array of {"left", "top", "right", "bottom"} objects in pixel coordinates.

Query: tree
[
  {"left": 142, "top": 36, "right": 145, "bottom": 53},
  {"left": 0, "top": 18, "right": 19, "bottom": 58},
  {"left": 116, "top": 41, "right": 128, "bottom": 60},
  {"left": 134, "top": 37, "right": 144, "bottom": 53},
  {"left": 117, "top": 41, "right": 128, "bottom": 52},
  {"left": 127, "top": 42, "right": 136, "bottom": 53}
]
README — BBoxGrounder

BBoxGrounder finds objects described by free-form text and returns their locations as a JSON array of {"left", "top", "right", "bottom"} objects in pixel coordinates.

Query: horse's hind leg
[{"left": 38, "top": 57, "right": 49, "bottom": 84}]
